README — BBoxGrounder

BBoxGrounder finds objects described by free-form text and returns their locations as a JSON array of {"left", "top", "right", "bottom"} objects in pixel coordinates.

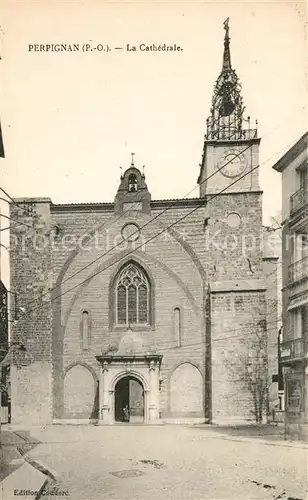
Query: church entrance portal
[
  {"left": 114, "top": 376, "right": 144, "bottom": 423},
  {"left": 96, "top": 354, "right": 162, "bottom": 424}
]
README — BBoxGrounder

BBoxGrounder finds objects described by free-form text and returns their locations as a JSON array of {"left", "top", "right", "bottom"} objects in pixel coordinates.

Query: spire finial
[
  {"left": 203, "top": 20, "right": 257, "bottom": 141},
  {"left": 223, "top": 18, "right": 230, "bottom": 40},
  {"left": 222, "top": 17, "right": 231, "bottom": 71},
  {"left": 131, "top": 152, "right": 135, "bottom": 166}
]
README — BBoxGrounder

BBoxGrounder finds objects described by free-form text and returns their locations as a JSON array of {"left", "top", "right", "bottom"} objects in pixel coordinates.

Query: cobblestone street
[{"left": 17, "top": 425, "right": 307, "bottom": 500}]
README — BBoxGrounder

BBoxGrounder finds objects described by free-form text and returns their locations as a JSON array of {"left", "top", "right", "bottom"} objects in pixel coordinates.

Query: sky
[{"left": 0, "top": 1, "right": 307, "bottom": 238}]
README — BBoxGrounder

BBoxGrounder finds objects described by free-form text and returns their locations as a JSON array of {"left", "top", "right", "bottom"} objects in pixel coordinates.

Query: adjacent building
[
  {"left": 0, "top": 117, "right": 10, "bottom": 424},
  {"left": 0, "top": 279, "right": 9, "bottom": 424},
  {"left": 273, "top": 132, "right": 308, "bottom": 433},
  {"left": 10, "top": 21, "right": 278, "bottom": 426}
]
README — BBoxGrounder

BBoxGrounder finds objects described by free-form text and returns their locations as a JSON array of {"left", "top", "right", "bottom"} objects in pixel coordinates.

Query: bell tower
[
  {"left": 114, "top": 154, "right": 151, "bottom": 214},
  {"left": 198, "top": 19, "right": 261, "bottom": 196}
]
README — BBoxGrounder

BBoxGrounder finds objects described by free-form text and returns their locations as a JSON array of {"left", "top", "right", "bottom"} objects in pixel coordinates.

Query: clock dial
[{"left": 219, "top": 150, "right": 247, "bottom": 178}]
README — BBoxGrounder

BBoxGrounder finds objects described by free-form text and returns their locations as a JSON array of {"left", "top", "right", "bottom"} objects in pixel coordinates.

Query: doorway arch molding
[
  {"left": 110, "top": 370, "right": 149, "bottom": 393},
  {"left": 96, "top": 354, "right": 162, "bottom": 425}
]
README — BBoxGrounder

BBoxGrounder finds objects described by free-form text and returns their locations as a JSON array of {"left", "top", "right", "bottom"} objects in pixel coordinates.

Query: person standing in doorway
[{"left": 123, "top": 405, "right": 130, "bottom": 422}]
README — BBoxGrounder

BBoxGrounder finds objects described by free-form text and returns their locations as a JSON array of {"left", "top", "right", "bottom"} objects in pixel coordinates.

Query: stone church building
[{"left": 10, "top": 21, "right": 278, "bottom": 425}]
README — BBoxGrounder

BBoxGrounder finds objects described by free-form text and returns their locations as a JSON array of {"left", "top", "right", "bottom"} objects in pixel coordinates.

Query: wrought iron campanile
[{"left": 206, "top": 18, "right": 257, "bottom": 141}]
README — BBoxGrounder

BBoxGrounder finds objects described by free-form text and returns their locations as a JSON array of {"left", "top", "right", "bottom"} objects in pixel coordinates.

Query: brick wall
[
  {"left": 10, "top": 199, "right": 52, "bottom": 425},
  {"left": 169, "top": 362, "right": 203, "bottom": 417},
  {"left": 263, "top": 256, "right": 279, "bottom": 414},
  {"left": 9, "top": 183, "right": 275, "bottom": 424},
  {"left": 211, "top": 291, "right": 268, "bottom": 421},
  {"left": 50, "top": 207, "right": 205, "bottom": 419},
  {"left": 63, "top": 364, "right": 97, "bottom": 418}
]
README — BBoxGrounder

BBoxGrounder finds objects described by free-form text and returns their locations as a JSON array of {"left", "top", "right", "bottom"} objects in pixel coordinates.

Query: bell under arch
[
  {"left": 205, "top": 18, "right": 257, "bottom": 141},
  {"left": 114, "top": 156, "right": 151, "bottom": 214}
]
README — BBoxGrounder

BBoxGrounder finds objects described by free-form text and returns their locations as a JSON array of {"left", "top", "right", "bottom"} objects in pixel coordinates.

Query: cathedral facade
[{"left": 10, "top": 21, "right": 278, "bottom": 425}]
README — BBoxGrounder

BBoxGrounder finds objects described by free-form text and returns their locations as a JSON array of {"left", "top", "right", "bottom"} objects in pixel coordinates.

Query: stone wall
[
  {"left": 211, "top": 291, "right": 268, "bottom": 422},
  {"left": 50, "top": 206, "right": 205, "bottom": 419},
  {"left": 199, "top": 141, "right": 260, "bottom": 197},
  {"left": 10, "top": 199, "right": 52, "bottom": 425},
  {"left": 9, "top": 186, "right": 275, "bottom": 424}
]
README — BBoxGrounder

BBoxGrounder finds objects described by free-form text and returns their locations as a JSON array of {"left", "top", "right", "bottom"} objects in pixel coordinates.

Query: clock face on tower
[{"left": 219, "top": 149, "right": 247, "bottom": 178}]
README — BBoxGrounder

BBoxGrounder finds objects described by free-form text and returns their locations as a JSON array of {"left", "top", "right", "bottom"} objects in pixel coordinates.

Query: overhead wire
[
  {"left": 25, "top": 144, "right": 254, "bottom": 308},
  {"left": 22, "top": 138, "right": 296, "bottom": 315},
  {"left": 5, "top": 112, "right": 305, "bottom": 316}
]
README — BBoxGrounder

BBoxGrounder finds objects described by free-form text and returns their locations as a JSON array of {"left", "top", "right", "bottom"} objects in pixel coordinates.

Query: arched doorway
[{"left": 114, "top": 376, "right": 144, "bottom": 423}]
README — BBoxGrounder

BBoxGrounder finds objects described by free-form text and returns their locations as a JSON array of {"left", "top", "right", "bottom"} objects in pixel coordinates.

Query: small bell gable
[{"left": 114, "top": 155, "right": 151, "bottom": 214}]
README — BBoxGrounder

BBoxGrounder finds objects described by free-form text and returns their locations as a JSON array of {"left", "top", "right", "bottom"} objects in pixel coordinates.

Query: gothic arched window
[{"left": 116, "top": 263, "right": 149, "bottom": 325}]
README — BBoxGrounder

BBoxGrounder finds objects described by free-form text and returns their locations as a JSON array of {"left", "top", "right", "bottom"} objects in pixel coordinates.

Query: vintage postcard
[{"left": 0, "top": 1, "right": 307, "bottom": 499}]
